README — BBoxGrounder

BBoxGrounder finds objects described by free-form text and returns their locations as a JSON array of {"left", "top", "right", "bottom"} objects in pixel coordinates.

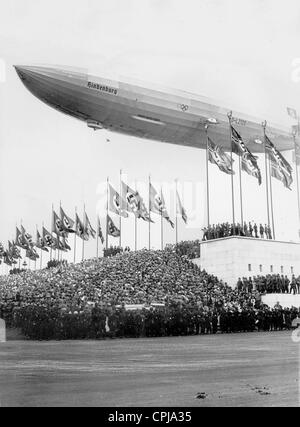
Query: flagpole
[
  {"left": 262, "top": 121, "right": 271, "bottom": 231},
  {"left": 106, "top": 177, "right": 109, "bottom": 251},
  {"left": 135, "top": 180, "right": 138, "bottom": 252},
  {"left": 205, "top": 125, "right": 210, "bottom": 227},
  {"left": 119, "top": 169, "right": 122, "bottom": 248},
  {"left": 96, "top": 216, "right": 99, "bottom": 259},
  {"left": 175, "top": 180, "right": 178, "bottom": 245},
  {"left": 161, "top": 187, "right": 164, "bottom": 250},
  {"left": 74, "top": 207, "right": 77, "bottom": 264},
  {"left": 148, "top": 175, "right": 151, "bottom": 250},
  {"left": 16, "top": 222, "right": 21, "bottom": 270},
  {"left": 82, "top": 204, "right": 85, "bottom": 262},
  {"left": 52, "top": 206, "right": 58, "bottom": 262},
  {"left": 56, "top": 224, "right": 59, "bottom": 260},
  {"left": 18, "top": 223, "right": 21, "bottom": 269},
  {"left": 35, "top": 224, "right": 38, "bottom": 270},
  {"left": 238, "top": 154, "right": 244, "bottom": 225},
  {"left": 50, "top": 205, "right": 53, "bottom": 261},
  {"left": 293, "top": 131, "right": 300, "bottom": 239},
  {"left": 228, "top": 112, "right": 236, "bottom": 229},
  {"left": 55, "top": 204, "right": 60, "bottom": 263},
  {"left": 268, "top": 156, "right": 276, "bottom": 240},
  {"left": 59, "top": 201, "right": 62, "bottom": 263},
  {"left": 42, "top": 221, "right": 46, "bottom": 268}
]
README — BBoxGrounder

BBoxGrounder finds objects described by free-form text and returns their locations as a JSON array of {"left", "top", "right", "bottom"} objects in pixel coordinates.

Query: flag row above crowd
[{"left": 0, "top": 181, "right": 188, "bottom": 266}]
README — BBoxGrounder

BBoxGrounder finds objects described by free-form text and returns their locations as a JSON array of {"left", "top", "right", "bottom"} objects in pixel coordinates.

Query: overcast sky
[{"left": 0, "top": 0, "right": 300, "bottom": 267}]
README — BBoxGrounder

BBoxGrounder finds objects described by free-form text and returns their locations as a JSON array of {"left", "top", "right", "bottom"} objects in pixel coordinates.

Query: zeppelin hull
[{"left": 14, "top": 65, "right": 295, "bottom": 152}]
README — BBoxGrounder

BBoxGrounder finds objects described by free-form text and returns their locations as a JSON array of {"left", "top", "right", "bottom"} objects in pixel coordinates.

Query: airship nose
[
  {"left": 14, "top": 65, "right": 28, "bottom": 80},
  {"left": 14, "top": 64, "right": 87, "bottom": 83},
  {"left": 14, "top": 65, "right": 46, "bottom": 80},
  {"left": 14, "top": 65, "right": 47, "bottom": 83}
]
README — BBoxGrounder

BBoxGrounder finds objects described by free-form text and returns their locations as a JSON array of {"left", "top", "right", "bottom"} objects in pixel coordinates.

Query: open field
[{"left": 0, "top": 331, "right": 299, "bottom": 407}]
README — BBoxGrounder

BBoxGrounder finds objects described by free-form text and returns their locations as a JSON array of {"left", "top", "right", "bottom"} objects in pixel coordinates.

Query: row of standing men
[{"left": 202, "top": 222, "right": 273, "bottom": 241}]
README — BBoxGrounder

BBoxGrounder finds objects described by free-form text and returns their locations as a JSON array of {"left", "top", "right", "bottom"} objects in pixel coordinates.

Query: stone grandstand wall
[{"left": 194, "top": 237, "right": 300, "bottom": 287}]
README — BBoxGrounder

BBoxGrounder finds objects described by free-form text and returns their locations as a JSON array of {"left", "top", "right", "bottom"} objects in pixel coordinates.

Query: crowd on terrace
[{"left": 0, "top": 243, "right": 298, "bottom": 340}]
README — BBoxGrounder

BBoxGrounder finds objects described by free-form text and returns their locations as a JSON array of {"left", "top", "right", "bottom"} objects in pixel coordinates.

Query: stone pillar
[{"left": 0, "top": 319, "right": 6, "bottom": 342}]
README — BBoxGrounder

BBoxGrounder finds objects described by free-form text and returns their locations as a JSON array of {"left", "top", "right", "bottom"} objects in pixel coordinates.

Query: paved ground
[{"left": 0, "top": 331, "right": 299, "bottom": 407}]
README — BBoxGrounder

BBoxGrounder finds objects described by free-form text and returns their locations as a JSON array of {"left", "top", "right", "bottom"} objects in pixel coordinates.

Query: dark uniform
[
  {"left": 259, "top": 224, "right": 264, "bottom": 239},
  {"left": 249, "top": 222, "right": 254, "bottom": 237}
]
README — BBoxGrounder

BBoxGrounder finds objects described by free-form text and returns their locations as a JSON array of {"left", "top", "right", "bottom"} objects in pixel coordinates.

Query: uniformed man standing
[
  {"left": 249, "top": 222, "right": 253, "bottom": 237},
  {"left": 267, "top": 225, "right": 272, "bottom": 240},
  {"left": 259, "top": 224, "right": 264, "bottom": 239}
]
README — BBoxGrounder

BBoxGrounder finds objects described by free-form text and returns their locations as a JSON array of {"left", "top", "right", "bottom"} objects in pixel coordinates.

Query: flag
[
  {"left": 270, "top": 160, "right": 286, "bottom": 185},
  {"left": 287, "top": 107, "right": 298, "bottom": 120},
  {"left": 16, "top": 227, "right": 29, "bottom": 249},
  {"left": 150, "top": 183, "right": 163, "bottom": 215},
  {"left": 58, "top": 237, "right": 71, "bottom": 252},
  {"left": 241, "top": 152, "right": 262, "bottom": 185},
  {"left": 26, "top": 247, "right": 39, "bottom": 261},
  {"left": 121, "top": 182, "right": 141, "bottom": 216},
  {"left": 3, "top": 251, "right": 13, "bottom": 266},
  {"left": 75, "top": 214, "right": 89, "bottom": 241},
  {"left": 97, "top": 217, "right": 105, "bottom": 244},
  {"left": 176, "top": 191, "right": 188, "bottom": 224},
  {"left": 62, "top": 237, "right": 71, "bottom": 251},
  {"left": 161, "top": 192, "right": 175, "bottom": 228},
  {"left": 138, "top": 199, "right": 154, "bottom": 223},
  {"left": 269, "top": 158, "right": 293, "bottom": 190},
  {"left": 52, "top": 210, "right": 65, "bottom": 236},
  {"left": 109, "top": 184, "right": 128, "bottom": 218},
  {"left": 208, "top": 137, "right": 234, "bottom": 175},
  {"left": 107, "top": 215, "right": 121, "bottom": 238},
  {"left": 84, "top": 212, "right": 96, "bottom": 239},
  {"left": 122, "top": 182, "right": 153, "bottom": 221},
  {"left": 21, "top": 225, "right": 34, "bottom": 247},
  {"left": 60, "top": 207, "right": 75, "bottom": 233},
  {"left": 8, "top": 241, "right": 21, "bottom": 259},
  {"left": 42, "top": 227, "right": 58, "bottom": 248},
  {"left": 150, "top": 184, "right": 174, "bottom": 228},
  {"left": 265, "top": 135, "right": 293, "bottom": 189},
  {"left": 231, "top": 125, "right": 262, "bottom": 185},
  {"left": 293, "top": 140, "right": 300, "bottom": 166},
  {"left": 36, "top": 230, "right": 49, "bottom": 252}
]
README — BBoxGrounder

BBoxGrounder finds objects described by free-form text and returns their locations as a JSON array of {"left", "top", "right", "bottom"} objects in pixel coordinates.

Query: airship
[{"left": 14, "top": 65, "right": 294, "bottom": 152}]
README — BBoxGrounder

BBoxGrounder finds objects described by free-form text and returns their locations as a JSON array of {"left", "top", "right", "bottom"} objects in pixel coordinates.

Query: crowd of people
[
  {"left": 237, "top": 275, "right": 300, "bottom": 294},
  {"left": 9, "top": 268, "right": 26, "bottom": 276},
  {"left": 0, "top": 246, "right": 298, "bottom": 340},
  {"left": 173, "top": 240, "right": 200, "bottom": 259},
  {"left": 11, "top": 303, "right": 299, "bottom": 340},
  {"left": 202, "top": 222, "right": 273, "bottom": 241},
  {"left": 47, "top": 260, "right": 69, "bottom": 269},
  {"left": 103, "top": 246, "right": 131, "bottom": 258}
]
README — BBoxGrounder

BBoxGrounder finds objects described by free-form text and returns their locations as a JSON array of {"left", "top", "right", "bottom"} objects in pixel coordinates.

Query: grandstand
[{"left": 0, "top": 245, "right": 299, "bottom": 340}]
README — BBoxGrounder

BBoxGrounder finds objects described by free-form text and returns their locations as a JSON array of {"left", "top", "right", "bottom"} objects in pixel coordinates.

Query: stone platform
[{"left": 193, "top": 236, "right": 300, "bottom": 287}]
